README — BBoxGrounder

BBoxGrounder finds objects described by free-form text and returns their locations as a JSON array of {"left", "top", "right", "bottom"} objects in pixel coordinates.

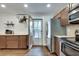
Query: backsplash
[
  {"left": 0, "top": 14, "right": 29, "bottom": 35},
  {"left": 66, "top": 24, "right": 79, "bottom": 37}
]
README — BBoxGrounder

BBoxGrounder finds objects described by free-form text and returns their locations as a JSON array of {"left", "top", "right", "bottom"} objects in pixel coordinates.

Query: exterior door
[{"left": 32, "top": 19, "right": 43, "bottom": 45}]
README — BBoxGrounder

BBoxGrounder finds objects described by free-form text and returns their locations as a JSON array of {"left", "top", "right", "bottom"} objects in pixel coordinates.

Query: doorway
[{"left": 32, "top": 19, "right": 43, "bottom": 46}]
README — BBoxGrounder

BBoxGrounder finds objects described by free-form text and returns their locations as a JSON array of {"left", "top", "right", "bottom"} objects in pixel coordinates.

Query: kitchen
[{"left": 0, "top": 3, "right": 79, "bottom": 56}]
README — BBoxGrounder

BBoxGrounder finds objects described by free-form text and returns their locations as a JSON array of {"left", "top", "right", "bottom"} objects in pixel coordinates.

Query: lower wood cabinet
[
  {"left": 54, "top": 37, "right": 60, "bottom": 56},
  {"left": 0, "top": 35, "right": 29, "bottom": 49},
  {"left": 0, "top": 36, "right": 6, "bottom": 48},
  {"left": 7, "top": 36, "right": 19, "bottom": 48},
  {"left": 18, "top": 35, "right": 29, "bottom": 48},
  {"left": 19, "top": 36, "right": 27, "bottom": 48}
]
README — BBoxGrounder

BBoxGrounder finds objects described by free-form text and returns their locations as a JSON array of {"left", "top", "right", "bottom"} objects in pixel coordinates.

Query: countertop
[
  {"left": 54, "top": 35, "right": 79, "bottom": 46},
  {"left": 54, "top": 35, "right": 75, "bottom": 38},
  {"left": 0, "top": 33, "right": 29, "bottom": 35}
]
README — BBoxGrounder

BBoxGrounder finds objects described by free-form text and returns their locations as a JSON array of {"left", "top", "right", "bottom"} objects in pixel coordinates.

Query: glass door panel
[{"left": 33, "top": 19, "right": 42, "bottom": 45}]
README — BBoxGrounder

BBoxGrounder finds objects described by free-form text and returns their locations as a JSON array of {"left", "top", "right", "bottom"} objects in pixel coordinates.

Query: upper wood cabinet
[
  {"left": 60, "top": 7, "right": 69, "bottom": 26},
  {"left": 53, "top": 7, "right": 69, "bottom": 26}
]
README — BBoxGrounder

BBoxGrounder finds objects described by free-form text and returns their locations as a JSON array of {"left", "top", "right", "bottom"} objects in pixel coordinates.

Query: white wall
[{"left": 0, "top": 14, "right": 29, "bottom": 35}]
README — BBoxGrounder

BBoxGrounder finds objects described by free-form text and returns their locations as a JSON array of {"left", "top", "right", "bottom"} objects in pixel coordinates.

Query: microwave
[
  {"left": 69, "top": 11, "right": 79, "bottom": 21},
  {"left": 69, "top": 5, "right": 79, "bottom": 23},
  {"left": 69, "top": 11, "right": 79, "bottom": 20}
]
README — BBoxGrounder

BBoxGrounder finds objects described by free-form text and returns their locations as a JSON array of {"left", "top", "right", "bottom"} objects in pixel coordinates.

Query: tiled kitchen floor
[{"left": 0, "top": 47, "right": 55, "bottom": 56}]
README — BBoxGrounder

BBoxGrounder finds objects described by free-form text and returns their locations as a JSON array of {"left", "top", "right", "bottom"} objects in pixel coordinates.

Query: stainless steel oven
[{"left": 61, "top": 42, "right": 79, "bottom": 56}]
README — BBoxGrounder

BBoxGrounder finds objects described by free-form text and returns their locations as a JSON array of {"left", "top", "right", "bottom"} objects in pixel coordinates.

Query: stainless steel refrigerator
[{"left": 46, "top": 18, "right": 66, "bottom": 53}]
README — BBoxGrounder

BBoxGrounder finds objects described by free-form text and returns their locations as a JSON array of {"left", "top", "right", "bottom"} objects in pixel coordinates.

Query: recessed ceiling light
[
  {"left": 1, "top": 4, "right": 6, "bottom": 8},
  {"left": 46, "top": 4, "right": 51, "bottom": 8},
  {"left": 24, "top": 4, "right": 28, "bottom": 8}
]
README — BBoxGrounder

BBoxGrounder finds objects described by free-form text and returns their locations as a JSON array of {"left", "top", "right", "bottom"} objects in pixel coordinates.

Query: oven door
[{"left": 61, "top": 42, "right": 79, "bottom": 56}]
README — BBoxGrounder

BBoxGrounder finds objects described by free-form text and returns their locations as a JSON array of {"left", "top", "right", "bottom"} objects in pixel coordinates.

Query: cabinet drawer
[
  {"left": 6, "top": 36, "right": 19, "bottom": 40},
  {"left": 19, "top": 36, "right": 26, "bottom": 39}
]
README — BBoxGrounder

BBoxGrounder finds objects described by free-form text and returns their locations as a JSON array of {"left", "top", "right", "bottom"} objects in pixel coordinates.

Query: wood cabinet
[
  {"left": 0, "top": 36, "right": 6, "bottom": 48},
  {"left": 18, "top": 35, "right": 28, "bottom": 48},
  {"left": 53, "top": 7, "right": 69, "bottom": 26},
  {"left": 0, "top": 35, "right": 29, "bottom": 49},
  {"left": 54, "top": 37, "right": 60, "bottom": 56},
  {"left": 54, "top": 12, "right": 61, "bottom": 19},
  {"left": 60, "top": 7, "right": 69, "bottom": 26},
  {"left": 7, "top": 36, "right": 19, "bottom": 48}
]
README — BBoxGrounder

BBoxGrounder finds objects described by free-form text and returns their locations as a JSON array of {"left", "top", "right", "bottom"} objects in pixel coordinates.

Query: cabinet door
[
  {"left": 60, "top": 7, "right": 69, "bottom": 26},
  {"left": 54, "top": 13, "right": 61, "bottom": 19},
  {"left": 7, "top": 36, "right": 18, "bottom": 48},
  {"left": 54, "top": 37, "right": 60, "bottom": 56},
  {"left": 19, "top": 36, "right": 28, "bottom": 48},
  {"left": 0, "top": 36, "right": 6, "bottom": 48}
]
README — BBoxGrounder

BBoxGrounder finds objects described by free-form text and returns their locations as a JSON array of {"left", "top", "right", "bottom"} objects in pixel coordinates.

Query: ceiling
[{"left": 0, "top": 3, "right": 68, "bottom": 16}]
